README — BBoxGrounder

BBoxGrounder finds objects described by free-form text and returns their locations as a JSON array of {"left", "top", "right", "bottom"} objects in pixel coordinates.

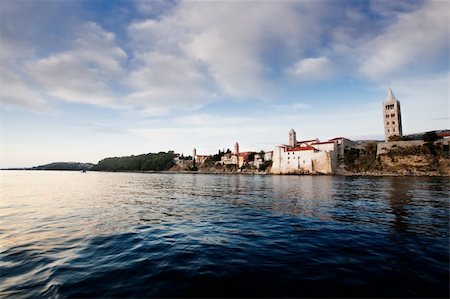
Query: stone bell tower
[
  {"left": 383, "top": 87, "right": 403, "bottom": 141},
  {"left": 289, "top": 128, "right": 297, "bottom": 147},
  {"left": 234, "top": 142, "right": 239, "bottom": 155}
]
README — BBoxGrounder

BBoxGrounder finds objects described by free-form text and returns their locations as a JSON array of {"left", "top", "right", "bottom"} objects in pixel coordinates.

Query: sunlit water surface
[{"left": 0, "top": 171, "right": 448, "bottom": 298}]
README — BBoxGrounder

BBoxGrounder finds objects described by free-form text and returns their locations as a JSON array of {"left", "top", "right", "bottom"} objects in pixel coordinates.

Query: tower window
[
  {"left": 386, "top": 122, "right": 389, "bottom": 125},
  {"left": 392, "top": 121, "right": 395, "bottom": 124},
  {"left": 386, "top": 115, "right": 389, "bottom": 118},
  {"left": 393, "top": 128, "right": 396, "bottom": 132},
  {"left": 391, "top": 113, "right": 395, "bottom": 117},
  {"left": 388, "top": 129, "right": 390, "bottom": 132}
]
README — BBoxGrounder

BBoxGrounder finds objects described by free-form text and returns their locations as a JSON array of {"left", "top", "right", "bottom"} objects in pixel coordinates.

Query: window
[
  {"left": 386, "top": 115, "right": 389, "bottom": 118},
  {"left": 391, "top": 113, "right": 395, "bottom": 117},
  {"left": 393, "top": 128, "right": 396, "bottom": 132},
  {"left": 386, "top": 122, "right": 389, "bottom": 125},
  {"left": 388, "top": 129, "right": 390, "bottom": 132},
  {"left": 392, "top": 121, "right": 395, "bottom": 125}
]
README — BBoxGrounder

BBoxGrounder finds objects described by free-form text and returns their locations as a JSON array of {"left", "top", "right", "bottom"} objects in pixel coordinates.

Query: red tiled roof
[
  {"left": 286, "top": 145, "right": 316, "bottom": 152},
  {"left": 311, "top": 141, "right": 336, "bottom": 145},
  {"left": 297, "top": 139, "right": 318, "bottom": 143}
]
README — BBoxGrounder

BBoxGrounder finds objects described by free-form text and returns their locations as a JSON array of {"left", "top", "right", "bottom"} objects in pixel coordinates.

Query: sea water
[{"left": 0, "top": 171, "right": 448, "bottom": 297}]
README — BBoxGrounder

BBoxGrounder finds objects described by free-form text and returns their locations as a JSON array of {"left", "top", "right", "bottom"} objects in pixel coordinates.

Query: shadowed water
[{"left": 0, "top": 171, "right": 448, "bottom": 298}]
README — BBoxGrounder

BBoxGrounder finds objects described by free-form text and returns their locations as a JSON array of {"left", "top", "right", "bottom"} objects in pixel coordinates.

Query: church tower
[
  {"left": 289, "top": 128, "right": 297, "bottom": 147},
  {"left": 193, "top": 147, "right": 197, "bottom": 159},
  {"left": 383, "top": 87, "right": 403, "bottom": 141},
  {"left": 234, "top": 142, "right": 239, "bottom": 155}
]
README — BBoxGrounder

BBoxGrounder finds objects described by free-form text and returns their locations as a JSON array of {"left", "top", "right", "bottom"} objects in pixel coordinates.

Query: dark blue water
[{"left": 0, "top": 171, "right": 448, "bottom": 298}]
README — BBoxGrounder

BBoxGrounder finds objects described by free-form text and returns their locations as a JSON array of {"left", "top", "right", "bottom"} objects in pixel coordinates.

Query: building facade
[
  {"left": 271, "top": 129, "right": 338, "bottom": 174},
  {"left": 383, "top": 87, "right": 403, "bottom": 141},
  {"left": 192, "top": 147, "right": 209, "bottom": 165},
  {"left": 328, "top": 137, "right": 354, "bottom": 160},
  {"left": 219, "top": 142, "right": 257, "bottom": 168}
]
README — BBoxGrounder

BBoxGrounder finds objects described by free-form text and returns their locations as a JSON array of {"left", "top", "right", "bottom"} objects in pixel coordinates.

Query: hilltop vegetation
[
  {"left": 92, "top": 152, "right": 175, "bottom": 172},
  {"left": 32, "top": 162, "right": 94, "bottom": 171}
]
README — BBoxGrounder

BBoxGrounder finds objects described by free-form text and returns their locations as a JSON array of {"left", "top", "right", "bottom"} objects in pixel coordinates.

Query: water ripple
[{"left": 0, "top": 172, "right": 448, "bottom": 298}]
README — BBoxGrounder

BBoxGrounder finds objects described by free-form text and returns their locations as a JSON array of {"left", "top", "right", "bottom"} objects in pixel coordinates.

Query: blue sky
[{"left": 0, "top": 0, "right": 448, "bottom": 167}]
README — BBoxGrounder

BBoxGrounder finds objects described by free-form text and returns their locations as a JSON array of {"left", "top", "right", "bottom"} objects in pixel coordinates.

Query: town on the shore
[
  {"left": 172, "top": 87, "right": 449, "bottom": 176},
  {"left": 11, "top": 88, "right": 449, "bottom": 176}
]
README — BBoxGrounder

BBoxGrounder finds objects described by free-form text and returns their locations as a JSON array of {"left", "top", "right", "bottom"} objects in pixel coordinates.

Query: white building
[
  {"left": 271, "top": 129, "right": 338, "bottom": 174},
  {"left": 253, "top": 151, "right": 273, "bottom": 169},
  {"left": 192, "top": 147, "right": 209, "bottom": 164},
  {"left": 383, "top": 87, "right": 403, "bottom": 141},
  {"left": 328, "top": 137, "right": 354, "bottom": 160}
]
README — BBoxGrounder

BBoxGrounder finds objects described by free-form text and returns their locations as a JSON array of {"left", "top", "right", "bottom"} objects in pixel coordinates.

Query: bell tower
[
  {"left": 289, "top": 128, "right": 297, "bottom": 147},
  {"left": 383, "top": 87, "right": 403, "bottom": 141},
  {"left": 234, "top": 142, "right": 239, "bottom": 155}
]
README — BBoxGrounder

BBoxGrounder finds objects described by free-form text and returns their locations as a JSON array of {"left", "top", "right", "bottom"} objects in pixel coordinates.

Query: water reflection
[
  {"left": 385, "top": 178, "right": 412, "bottom": 233},
  {"left": 270, "top": 176, "right": 334, "bottom": 219}
]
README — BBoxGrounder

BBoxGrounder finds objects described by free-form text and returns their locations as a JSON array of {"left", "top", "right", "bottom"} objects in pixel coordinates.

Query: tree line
[{"left": 92, "top": 152, "right": 175, "bottom": 172}]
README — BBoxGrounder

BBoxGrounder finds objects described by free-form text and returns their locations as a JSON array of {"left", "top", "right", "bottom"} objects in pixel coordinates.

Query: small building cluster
[
  {"left": 192, "top": 148, "right": 209, "bottom": 165},
  {"left": 218, "top": 142, "right": 273, "bottom": 168}
]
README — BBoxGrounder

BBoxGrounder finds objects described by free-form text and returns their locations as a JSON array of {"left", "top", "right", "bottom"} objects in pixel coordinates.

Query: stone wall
[{"left": 377, "top": 140, "right": 424, "bottom": 155}]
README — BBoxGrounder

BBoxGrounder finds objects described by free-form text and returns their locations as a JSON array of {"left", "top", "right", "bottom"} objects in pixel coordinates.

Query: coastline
[
  {"left": 4, "top": 168, "right": 448, "bottom": 177},
  {"left": 89, "top": 169, "right": 449, "bottom": 177}
]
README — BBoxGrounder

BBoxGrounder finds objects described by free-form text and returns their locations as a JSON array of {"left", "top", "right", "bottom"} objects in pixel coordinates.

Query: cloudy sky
[{"left": 0, "top": 0, "right": 448, "bottom": 167}]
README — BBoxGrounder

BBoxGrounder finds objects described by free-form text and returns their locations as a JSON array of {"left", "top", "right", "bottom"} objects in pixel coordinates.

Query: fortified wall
[{"left": 376, "top": 140, "right": 424, "bottom": 155}]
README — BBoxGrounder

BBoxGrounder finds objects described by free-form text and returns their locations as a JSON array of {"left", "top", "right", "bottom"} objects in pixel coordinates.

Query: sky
[{"left": 0, "top": 0, "right": 448, "bottom": 167}]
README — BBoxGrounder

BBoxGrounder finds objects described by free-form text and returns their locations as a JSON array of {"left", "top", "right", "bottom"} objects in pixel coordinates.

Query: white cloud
[
  {"left": 128, "top": 1, "right": 330, "bottom": 100},
  {"left": 0, "top": 70, "right": 52, "bottom": 112},
  {"left": 286, "top": 57, "right": 336, "bottom": 81},
  {"left": 171, "top": 114, "right": 252, "bottom": 127},
  {"left": 133, "top": 0, "right": 177, "bottom": 17},
  {"left": 388, "top": 73, "right": 449, "bottom": 133},
  {"left": 271, "top": 103, "right": 310, "bottom": 111},
  {"left": 369, "top": 0, "right": 421, "bottom": 18},
  {"left": 125, "top": 51, "right": 215, "bottom": 115},
  {"left": 359, "top": 1, "right": 449, "bottom": 80},
  {"left": 0, "top": 28, "right": 51, "bottom": 112},
  {"left": 26, "top": 22, "right": 126, "bottom": 108}
]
